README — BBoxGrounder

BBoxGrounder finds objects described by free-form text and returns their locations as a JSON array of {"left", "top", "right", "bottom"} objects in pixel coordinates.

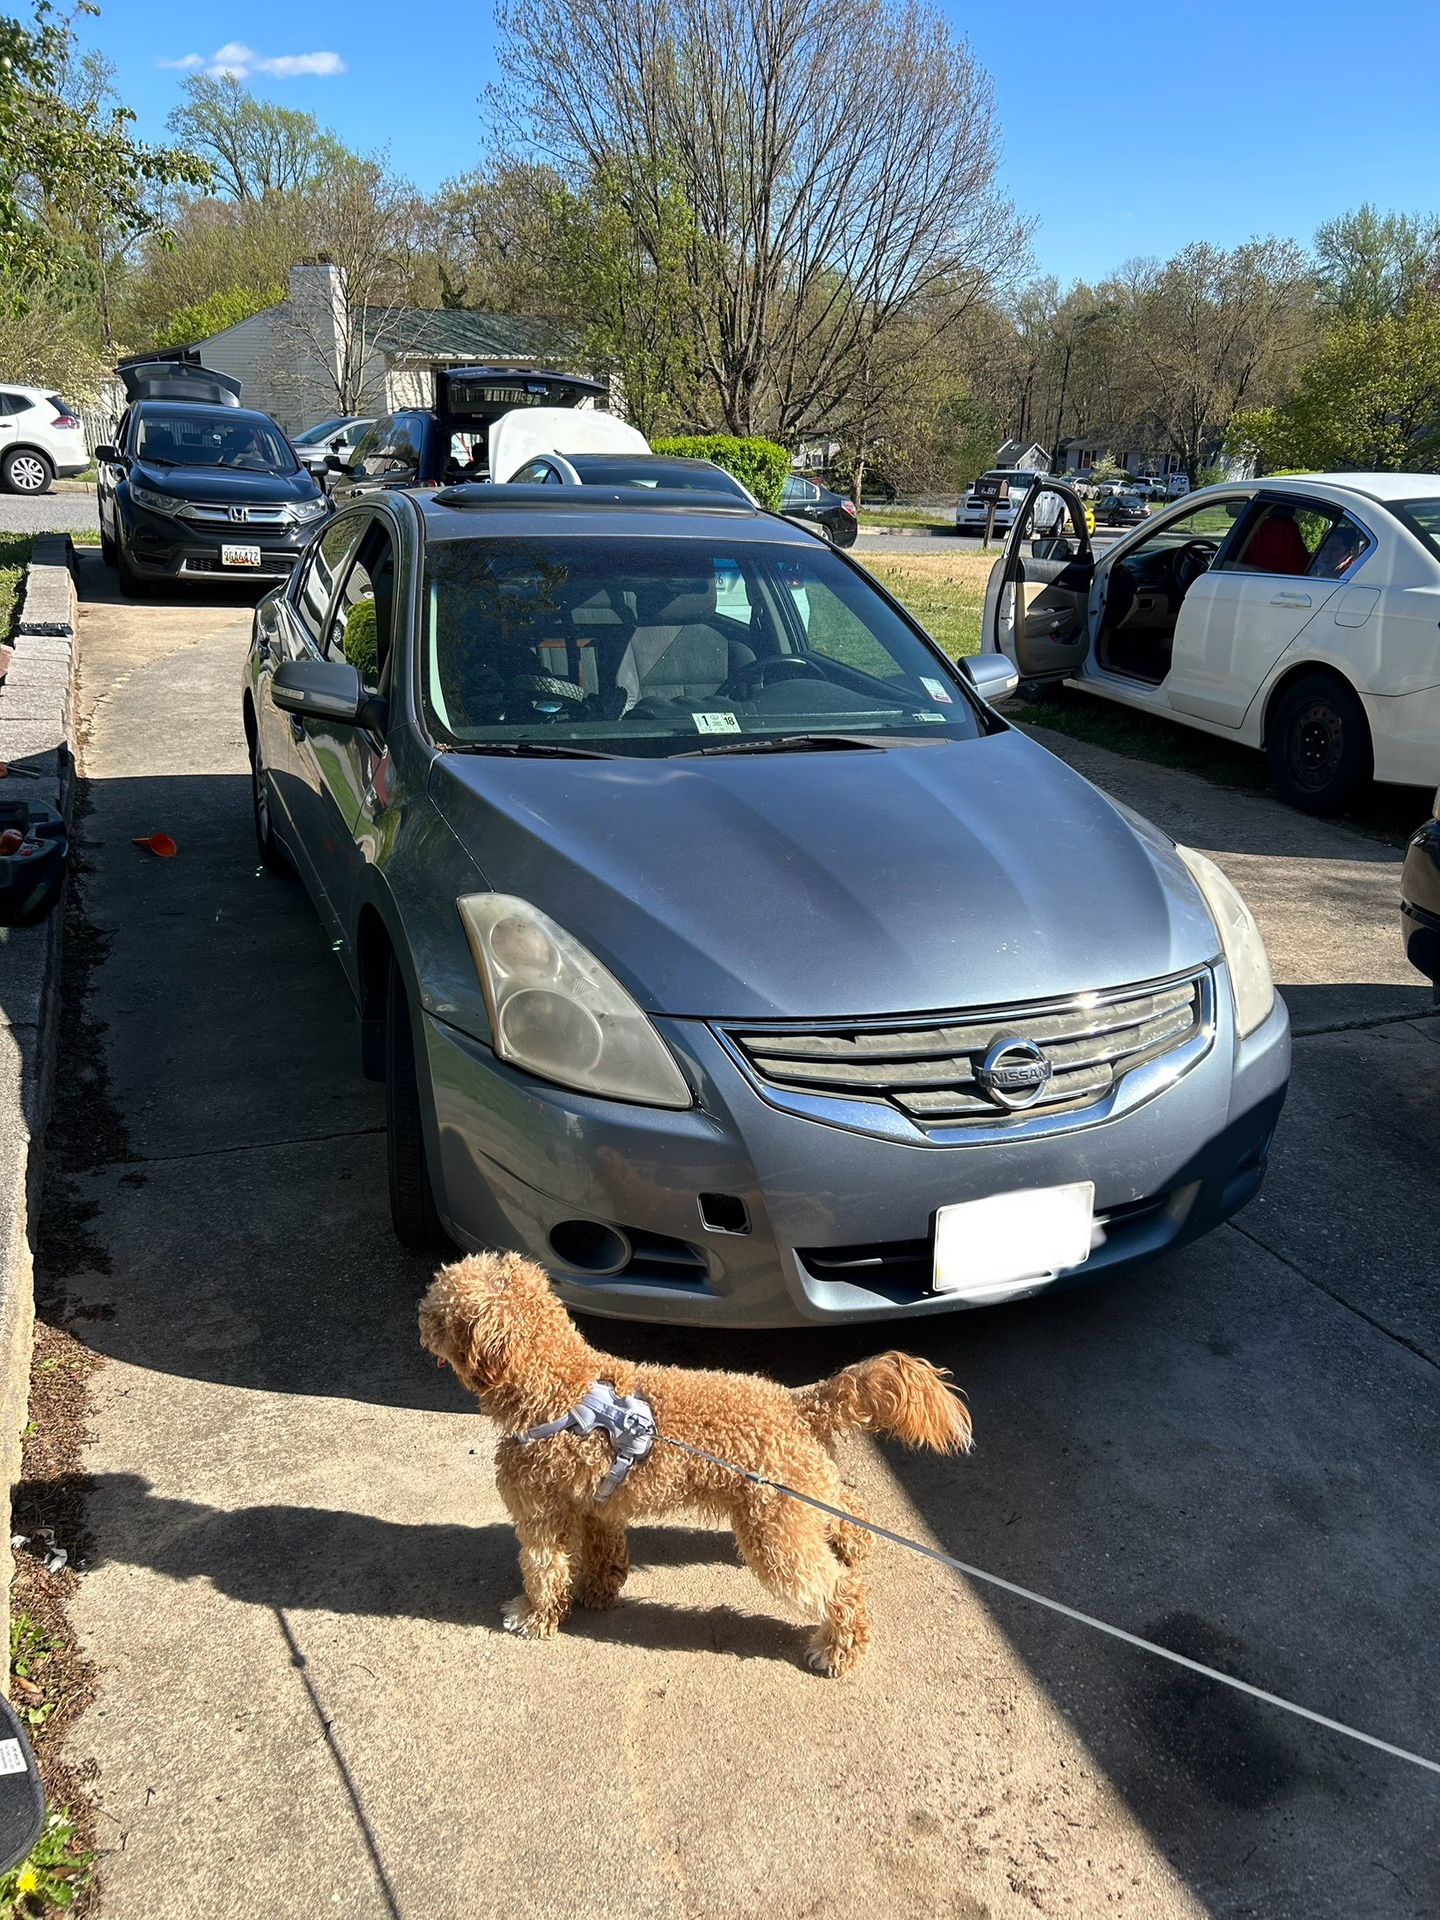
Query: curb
[{"left": 0, "top": 533, "right": 78, "bottom": 1672}]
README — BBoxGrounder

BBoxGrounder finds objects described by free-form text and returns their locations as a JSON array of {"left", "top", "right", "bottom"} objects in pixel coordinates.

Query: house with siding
[{"left": 174, "top": 262, "right": 592, "bottom": 432}]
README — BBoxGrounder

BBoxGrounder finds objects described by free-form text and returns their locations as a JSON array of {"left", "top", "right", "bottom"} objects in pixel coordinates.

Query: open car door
[{"left": 985, "top": 478, "right": 1094, "bottom": 681}]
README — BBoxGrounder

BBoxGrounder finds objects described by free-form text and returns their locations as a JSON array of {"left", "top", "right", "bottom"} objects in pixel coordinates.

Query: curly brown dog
[{"left": 419, "top": 1251, "right": 972, "bottom": 1676}]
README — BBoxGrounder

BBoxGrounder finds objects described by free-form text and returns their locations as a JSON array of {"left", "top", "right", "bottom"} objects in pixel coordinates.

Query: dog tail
[{"left": 793, "top": 1352, "right": 972, "bottom": 1454}]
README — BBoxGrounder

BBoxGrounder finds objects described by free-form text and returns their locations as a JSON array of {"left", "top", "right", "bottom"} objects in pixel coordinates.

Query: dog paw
[
  {"left": 502, "top": 1596, "right": 538, "bottom": 1638},
  {"left": 806, "top": 1639, "right": 864, "bottom": 1678}
]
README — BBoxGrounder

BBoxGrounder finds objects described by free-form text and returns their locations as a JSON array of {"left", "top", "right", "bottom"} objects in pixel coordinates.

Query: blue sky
[{"left": 82, "top": 0, "right": 1440, "bottom": 286}]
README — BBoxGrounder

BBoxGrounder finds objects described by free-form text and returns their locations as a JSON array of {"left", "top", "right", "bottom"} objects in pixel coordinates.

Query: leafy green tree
[
  {"left": 1314, "top": 205, "right": 1440, "bottom": 321},
  {"left": 0, "top": 2, "right": 207, "bottom": 282},
  {"left": 165, "top": 73, "right": 348, "bottom": 203},
  {"left": 1231, "top": 303, "right": 1440, "bottom": 472},
  {"left": 151, "top": 285, "right": 284, "bottom": 351}
]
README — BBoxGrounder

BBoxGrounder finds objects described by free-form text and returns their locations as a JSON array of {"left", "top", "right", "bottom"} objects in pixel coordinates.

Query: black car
[
  {"left": 96, "top": 355, "right": 329, "bottom": 595},
  {"left": 1094, "top": 490, "right": 1149, "bottom": 527},
  {"left": 780, "top": 473, "right": 857, "bottom": 547},
  {"left": 330, "top": 368, "right": 607, "bottom": 499},
  {"left": 1401, "top": 799, "right": 1440, "bottom": 1001}
]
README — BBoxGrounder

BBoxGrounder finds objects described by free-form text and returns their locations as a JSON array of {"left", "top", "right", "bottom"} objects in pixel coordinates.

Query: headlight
[
  {"left": 289, "top": 496, "right": 328, "bottom": 524},
  {"left": 128, "top": 482, "right": 183, "bottom": 517},
  {"left": 1175, "top": 845, "right": 1275, "bottom": 1038},
  {"left": 458, "top": 894, "right": 692, "bottom": 1108}
]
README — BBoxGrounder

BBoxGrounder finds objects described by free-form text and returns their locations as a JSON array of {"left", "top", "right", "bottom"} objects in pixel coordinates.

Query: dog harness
[{"left": 519, "top": 1382, "right": 658, "bottom": 1501}]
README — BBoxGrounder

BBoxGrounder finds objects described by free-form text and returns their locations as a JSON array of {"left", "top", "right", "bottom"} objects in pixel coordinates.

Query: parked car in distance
[
  {"left": 1096, "top": 491, "right": 1149, "bottom": 527},
  {"left": 0, "top": 385, "right": 88, "bottom": 494},
  {"left": 292, "top": 416, "right": 373, "bottom": 482},
  {"left": 955, "top": 469, "right": 1045, "bottom": 535},
  {"left": 243, "top": 485, "right": 1287, "bottom": 1327},
  {"left": 1401, "top": 792, "right": 1440, "bottom": 1000},
  {"left": 987, "top": 472, "right": 1440, "bottom": 812},
  {"left": 780, "top": 473, "right": 858, "bottom": 547},
  {"left": 96, "top": 357, "right": 329, "bottom": 595},
  {"left": 329, "top": 368, "right": 607, "bottom": 499},
  {"left": 507, "top": 451, "right": 754, "bottom": 503}
]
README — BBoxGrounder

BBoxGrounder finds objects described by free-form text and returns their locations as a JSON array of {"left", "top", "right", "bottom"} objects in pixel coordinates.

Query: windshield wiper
[
  {"left": 138, "top": 454, "right": 178, "bottom": 467},
  {"left": 674, "top": 732, "right": 891, "bottom": 758},
  {"left": 452, "top": 741, "right": 618, "bottom": 759}
]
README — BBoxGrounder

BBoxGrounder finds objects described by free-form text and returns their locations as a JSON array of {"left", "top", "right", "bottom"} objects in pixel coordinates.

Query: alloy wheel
[{"left": 7, "top": 453, "right": 48, "bottom": 493}]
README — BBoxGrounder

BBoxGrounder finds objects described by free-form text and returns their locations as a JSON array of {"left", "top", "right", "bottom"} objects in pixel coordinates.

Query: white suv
[{"left": 0, "top": 386, "right": 89, "bottom": 494}]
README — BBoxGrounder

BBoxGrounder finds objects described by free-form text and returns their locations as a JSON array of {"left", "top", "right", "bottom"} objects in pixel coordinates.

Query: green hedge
[{"left": 651, "top": 434, "right": 790, "bottom": 511}]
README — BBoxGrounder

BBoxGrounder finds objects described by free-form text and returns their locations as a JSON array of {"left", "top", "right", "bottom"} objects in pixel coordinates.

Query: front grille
[
  {"left": 179, "top": 502, "right": 292, "bottom": 525},
  {"left": 727, "top": 975, "right": 1205, "bottom": 1129}
]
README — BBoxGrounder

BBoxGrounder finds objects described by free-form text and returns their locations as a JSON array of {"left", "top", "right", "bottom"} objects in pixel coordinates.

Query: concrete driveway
[{"left": 49, "top": 552, "right": 1439, "bottom": 1919}]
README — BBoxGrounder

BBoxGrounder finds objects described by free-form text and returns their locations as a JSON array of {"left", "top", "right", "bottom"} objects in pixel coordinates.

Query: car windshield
[
  {"left": 135, "top": 407, "right": 298, "bottom": 473},
  {"left": 1391, "top": 499, "right": 1440, "bottom": 560},
  {"left": 293, "top": 417, "right": 350, "bottom": 446},
  {"left": 422, "top": 534, "right": 985, "bottom": 758}
]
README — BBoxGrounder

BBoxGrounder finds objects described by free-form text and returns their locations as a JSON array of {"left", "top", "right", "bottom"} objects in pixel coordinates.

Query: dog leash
[{"left": 655, "top": 1435, "right": 1440, "bottom": 1779}]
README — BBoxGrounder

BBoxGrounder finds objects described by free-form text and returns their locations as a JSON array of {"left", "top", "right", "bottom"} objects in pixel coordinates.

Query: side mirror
[
  {"left": 271, "top": 657, "right": 386, "bottom": 733},
  {"left": 94, "top": 444, "right": 122, "bottom": 465},
  {"left": 325, "top": 452, "right": 354, "bottom": 475},
  {"left": 963, "top": 653, "right": 1020, "bottom": 703}
]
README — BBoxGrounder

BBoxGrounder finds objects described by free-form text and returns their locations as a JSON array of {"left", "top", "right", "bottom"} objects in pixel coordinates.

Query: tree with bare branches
[{"left": 493, "top": 0, "right": 1025, "bottom": 446}]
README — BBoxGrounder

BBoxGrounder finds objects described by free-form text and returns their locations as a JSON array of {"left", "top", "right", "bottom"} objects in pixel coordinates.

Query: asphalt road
[
  {"left": 45, "top": 551, "right": 1440, "bottom": 1919},
  {"left": 0, "top": 490, "right": 97, "bottom": 537}
]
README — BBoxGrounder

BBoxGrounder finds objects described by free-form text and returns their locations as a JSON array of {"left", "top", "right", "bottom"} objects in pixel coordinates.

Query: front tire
[
  {"left": 1266, "top": 672, "right": 1371, "bottom": 814},
  {"left": 2, "top": 448, "right": 53, "bottom": 495},
  {"left": 385, "top": 958, "right": 447, "bottom": 1251},
  {"left": 100, "top": 522, "right": 117, "bottom": 566}
]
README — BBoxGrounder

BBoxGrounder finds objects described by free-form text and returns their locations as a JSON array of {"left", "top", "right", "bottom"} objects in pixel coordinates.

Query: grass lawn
[
  {"left": 857, "top": 506, "right": 952, "bottom": 531},
  {"left": 860, "top": 550, "right": 997, "bottom": 658}
]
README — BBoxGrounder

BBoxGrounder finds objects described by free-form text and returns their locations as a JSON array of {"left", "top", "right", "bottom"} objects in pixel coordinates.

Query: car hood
[
  {"left": 429, "top": 729, "right": 1220, "bottom": 1020},
  {"left": 130, "top": 462, "right": 319, "bottom": 504}
]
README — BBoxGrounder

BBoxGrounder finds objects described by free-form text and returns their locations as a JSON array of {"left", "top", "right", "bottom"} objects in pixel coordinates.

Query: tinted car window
[
  {"left": 1391, "top": 499, "right": 1440, "bottom": 560},
  {"left": 421, "top": 535, "right": 982, "bottom": 756},
  {"left": 324, "top": 525, "right": 396, "bottom": 691},
  {"left": 295, "top": 517, "right": 368, "bottom": 643}
]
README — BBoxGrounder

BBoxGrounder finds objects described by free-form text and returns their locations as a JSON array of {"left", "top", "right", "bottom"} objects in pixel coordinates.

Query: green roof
[{"left": 362, "top": 308, "right": 569, "bottom": 362}]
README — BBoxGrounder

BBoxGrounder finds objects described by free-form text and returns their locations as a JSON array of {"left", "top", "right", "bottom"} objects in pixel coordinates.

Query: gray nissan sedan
[{"left": 242, "top": 486, "right": 1290, "bottom": 1327}]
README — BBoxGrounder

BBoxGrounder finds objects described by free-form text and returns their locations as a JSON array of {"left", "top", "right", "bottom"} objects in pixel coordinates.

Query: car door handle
[{"left": 1270, "top": 591, "right": 1311, "bottom": 607}]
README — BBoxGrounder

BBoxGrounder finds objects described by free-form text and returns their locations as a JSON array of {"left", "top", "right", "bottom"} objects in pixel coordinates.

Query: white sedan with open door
[{"left": 984, "top": 473, "right": 1440, "bottom": 812}]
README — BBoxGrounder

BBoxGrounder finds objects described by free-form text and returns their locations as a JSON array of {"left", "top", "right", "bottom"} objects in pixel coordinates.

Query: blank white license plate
[
  {"left": 933, "top": 1182, "right": 1094, "bottom": 1304},
  {"left": 220, "top": 543, "right": 262, "bottom": 568}
]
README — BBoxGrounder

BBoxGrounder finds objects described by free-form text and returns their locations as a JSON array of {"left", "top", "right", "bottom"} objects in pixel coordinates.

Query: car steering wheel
[
  {"left": 751, "top": 655, "right": 826, "bottom": 687},
  {"left": 1172, "top": 539, "right": 1217, "bottom": 595}
]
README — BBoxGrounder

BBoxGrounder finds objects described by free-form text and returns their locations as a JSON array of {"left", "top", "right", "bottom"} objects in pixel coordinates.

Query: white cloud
[{"left": 157, "top": 44, "right": 346, "bottom": 80}]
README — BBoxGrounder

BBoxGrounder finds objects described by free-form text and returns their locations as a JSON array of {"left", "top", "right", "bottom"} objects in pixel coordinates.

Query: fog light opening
[
  {"left": 548, "top": 1219, "right": 632, "bottom": 1277},
  {"left": 698, "top": 1192, "right": 750, "bottom": 1235}
]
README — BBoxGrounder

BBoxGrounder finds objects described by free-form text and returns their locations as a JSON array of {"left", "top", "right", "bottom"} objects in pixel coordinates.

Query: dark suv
[
  {"left": 329, "top": 367, "right": 606, "bottom": 499},
  {"left": 96, "top": 354, "right": 330, "bottom": 595}
]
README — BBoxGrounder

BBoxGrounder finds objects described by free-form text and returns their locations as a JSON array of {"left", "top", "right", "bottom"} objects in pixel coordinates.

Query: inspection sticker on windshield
[
  {"left": 693, "top": 712, "right": 742, "bottom": 734},
  {"left": 920, "top": 676, "right": 953, "bottom": 704}
]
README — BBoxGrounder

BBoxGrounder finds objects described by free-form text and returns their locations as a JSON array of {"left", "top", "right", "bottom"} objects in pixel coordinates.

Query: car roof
[
  {"left": 1252, "top": 472, "right": 1440, "bottom": 505},
  {"left": 415, "top": 486, "right": 809, "bottom": 547}
]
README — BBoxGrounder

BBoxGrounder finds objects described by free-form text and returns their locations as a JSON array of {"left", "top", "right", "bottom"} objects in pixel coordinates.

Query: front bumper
[
  {"left": 419, "top": 971, "right": 1291, "bottom": 1328},
  {"left": 120, "top": 499, "right": 319, "bottom": 583},
  {"left": 1400, "top": 817, "right": 1440, "bottom": 983}
]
